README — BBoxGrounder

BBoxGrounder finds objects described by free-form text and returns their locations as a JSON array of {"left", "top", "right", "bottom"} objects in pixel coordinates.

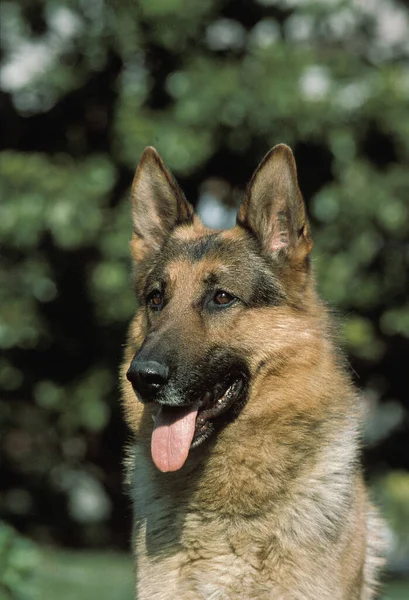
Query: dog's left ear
[
  {"left": 130, "top": 147, "right": 194, "bottom": 260},
  {"left": 237, "top": 144, "right": 313, "bottom": 267}
]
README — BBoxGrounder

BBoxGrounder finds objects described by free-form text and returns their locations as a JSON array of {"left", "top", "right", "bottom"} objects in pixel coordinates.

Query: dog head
[{"left": 123, "top": 145, "right": 315, "bottom": 472}]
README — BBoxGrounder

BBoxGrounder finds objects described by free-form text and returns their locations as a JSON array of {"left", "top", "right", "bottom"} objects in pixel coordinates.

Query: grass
[
  {"left": 36, "top": 549, "right": 133, "bottom": 600},
  {"left": 36, "top": 548, "right": 408, "bottom": 599}
]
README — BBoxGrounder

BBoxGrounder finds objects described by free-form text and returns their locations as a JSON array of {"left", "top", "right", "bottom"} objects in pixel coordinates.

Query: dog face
[{"left": 123, "top": 145, "right": 314, "bottom": 472}]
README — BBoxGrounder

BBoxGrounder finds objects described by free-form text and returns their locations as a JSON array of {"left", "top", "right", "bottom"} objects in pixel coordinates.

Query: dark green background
[{"left": 0, "top": 0, "right": 408, "bottom": 597}]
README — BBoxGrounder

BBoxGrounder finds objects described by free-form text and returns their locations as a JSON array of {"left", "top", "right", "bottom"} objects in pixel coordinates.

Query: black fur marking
[
  {"left": 179, "top": 235, "right": 224, "bottom": 262},
  {"left": 251, "top": 272, "right": 285, "bottom": 307}
]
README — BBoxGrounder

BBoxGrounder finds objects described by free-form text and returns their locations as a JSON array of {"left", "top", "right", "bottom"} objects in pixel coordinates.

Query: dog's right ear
[{"left": 130, "top": 147, "right": 194, "bottom": 260}]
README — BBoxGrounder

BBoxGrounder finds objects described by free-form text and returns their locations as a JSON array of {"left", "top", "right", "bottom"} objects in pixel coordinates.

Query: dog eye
[
  {"left": 213, "top": 290, "right": 235, "bottom": 307},
  {"left": 147, "top": 291, "right": 164, "bottom": 311}
]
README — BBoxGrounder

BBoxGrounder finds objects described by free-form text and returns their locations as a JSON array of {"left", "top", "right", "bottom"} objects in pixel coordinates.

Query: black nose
[{"left": 126, "top": 359, "right": 169, "bottom": 399}]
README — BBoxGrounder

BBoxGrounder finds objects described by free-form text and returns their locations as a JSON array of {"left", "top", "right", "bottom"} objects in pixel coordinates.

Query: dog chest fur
[
  {"left": 126, "top": 400, "right": 381, "bottom": 599},
  {"left": 128, "top": 442, "right": 373, "bottom": 599}
]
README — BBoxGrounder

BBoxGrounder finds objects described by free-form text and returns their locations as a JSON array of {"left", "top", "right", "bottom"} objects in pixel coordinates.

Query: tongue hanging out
[{"left": 151, "top": 404, "right": 199, "bottom": 472}]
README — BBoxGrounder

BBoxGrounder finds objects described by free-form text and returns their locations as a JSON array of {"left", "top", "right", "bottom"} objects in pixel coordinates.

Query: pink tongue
[{"left": 151, "top": 405, "right": 198, "bottom": 472}]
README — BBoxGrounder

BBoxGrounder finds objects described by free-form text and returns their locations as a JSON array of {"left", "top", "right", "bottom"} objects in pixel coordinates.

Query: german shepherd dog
[{"left": 121, "top": 145, "right": 385, "bottom": 599}]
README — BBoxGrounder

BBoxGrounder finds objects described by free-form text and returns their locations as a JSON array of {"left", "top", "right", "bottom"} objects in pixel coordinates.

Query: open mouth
[
  {"left": 150, "top": 375, "right": 247, "bottom": 473},
  {"left": 192, "top": 378, "right": 245, "bottom": 448}
]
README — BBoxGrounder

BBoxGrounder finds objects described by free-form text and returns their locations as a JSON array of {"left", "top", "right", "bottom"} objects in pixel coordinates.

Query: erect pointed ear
[
  {"left": 237, "top": 144, "right": 313, "bottom": 267},
  {"left": 130, "top": 147, "right": 194, "bottom": 260}
]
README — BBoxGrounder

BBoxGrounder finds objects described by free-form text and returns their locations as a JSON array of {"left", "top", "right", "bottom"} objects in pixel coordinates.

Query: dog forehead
[
  {"left": 166, "top": 254, "right": 244, "bottom": 279},
  {"left": 143, "top": 224, "right": 283, "bottom": 306},
  {"left": 161, "top": 234, "right": 279, "bottom": 301},
  {"left": 168, "top": 226, "right": 254, "bottom": 261},
  {"left": 165, "top": 258, "right": 217, "bottom": 289},
  {"left": 162, "top": 228, "right": 259, "bottom": 276}
]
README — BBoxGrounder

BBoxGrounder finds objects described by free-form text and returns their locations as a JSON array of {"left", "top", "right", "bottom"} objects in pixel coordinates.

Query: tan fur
[{"left": 121, "top": 146, "right": 386, "bottom": 599}]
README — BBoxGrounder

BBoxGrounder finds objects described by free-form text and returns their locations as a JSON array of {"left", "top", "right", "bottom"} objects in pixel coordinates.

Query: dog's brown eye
[
  {"left": 147, "top": 291, "right": 164, "bottom": 311},
  {"left": 213, "top": 291, "right": 235, "bottom": 306}
]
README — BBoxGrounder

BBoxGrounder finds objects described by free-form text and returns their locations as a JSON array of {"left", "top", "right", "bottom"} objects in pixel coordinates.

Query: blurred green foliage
[
  {"left": 0, "top": 522, "right": 39, "bottom": 599},
  {"left": 373, "top": 471, "right": 409, "bottom": 566},
  {"left": 0, "top": 0, "right": 408, "bottom": 576}
]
